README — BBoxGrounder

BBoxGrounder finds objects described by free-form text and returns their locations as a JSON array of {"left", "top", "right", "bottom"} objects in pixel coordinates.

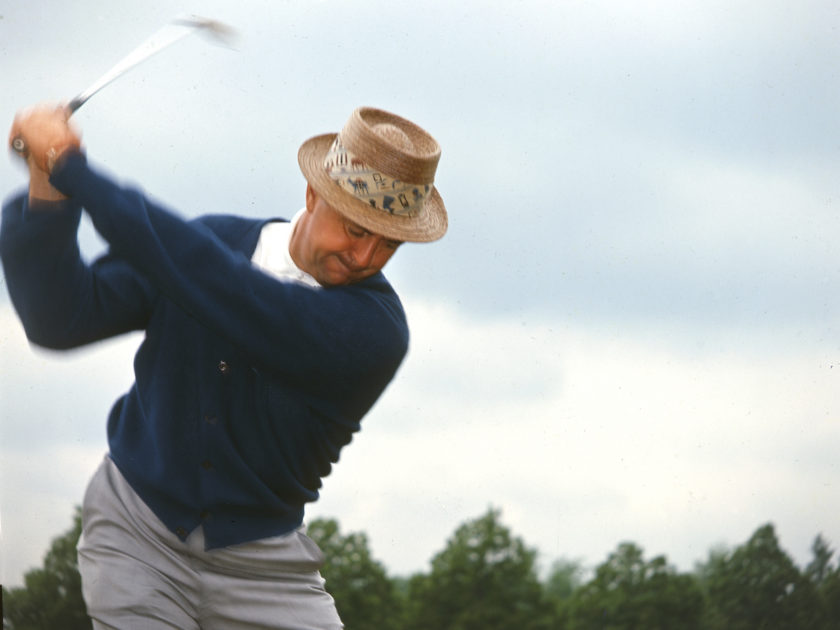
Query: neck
[{"left": 288, "top": 212, "right": 308, "bottom": 273}]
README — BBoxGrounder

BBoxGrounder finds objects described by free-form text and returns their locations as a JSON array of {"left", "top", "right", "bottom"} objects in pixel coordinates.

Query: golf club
[{"left": 11, "top": 14, "right": 235, "bottom": 156}]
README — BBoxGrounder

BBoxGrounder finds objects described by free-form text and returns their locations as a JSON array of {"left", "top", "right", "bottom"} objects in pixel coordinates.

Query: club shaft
[
  {"left": 10, "top": 16, "right": 216, "bottom": 155},
  {"left": 69, "top": 23, "right": 197, "bottom": 113}
]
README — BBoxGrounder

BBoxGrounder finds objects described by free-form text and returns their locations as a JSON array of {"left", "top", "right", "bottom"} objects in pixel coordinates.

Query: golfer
[{"left": 2, "top": 103, "right": 447, "bottom": 629}]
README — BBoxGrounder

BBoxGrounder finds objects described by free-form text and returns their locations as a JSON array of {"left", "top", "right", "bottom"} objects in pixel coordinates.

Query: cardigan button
[
  {"left": 176, "top": 527, "right": 187, "bottom": 538},
  {"left": 218, "top": 360, "right": 230, "bottom": 375},
  {"left": 201, "top": 460, "right": 214, "bottom": 471}
]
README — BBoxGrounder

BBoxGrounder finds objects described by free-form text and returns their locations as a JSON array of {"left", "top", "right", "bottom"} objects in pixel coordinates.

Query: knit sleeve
[
  {"left": 49, "top": 152, "right": 408, "bottom": 416},
  {"left": 0, "top": 191, "right": 156, "bottom": 349}
]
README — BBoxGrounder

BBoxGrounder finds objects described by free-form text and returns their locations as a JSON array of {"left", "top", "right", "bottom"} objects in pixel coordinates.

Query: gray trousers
[{"left": 77, "top": 456, "right": 343, "bottom": 629}]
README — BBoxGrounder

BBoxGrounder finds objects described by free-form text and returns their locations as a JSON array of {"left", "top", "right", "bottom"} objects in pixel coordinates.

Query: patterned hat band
[{"left": 323, "top": 135, "right": 431, "bottom": 218}]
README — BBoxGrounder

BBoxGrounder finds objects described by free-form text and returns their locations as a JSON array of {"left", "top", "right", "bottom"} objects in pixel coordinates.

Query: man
[{"left": 1, "top": 103, "right": 447, "bottom": 629}]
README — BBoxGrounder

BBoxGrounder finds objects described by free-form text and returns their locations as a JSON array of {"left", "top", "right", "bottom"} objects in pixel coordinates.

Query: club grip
[{"left": 11, "top": 136, "right": 28, "bottom": 156}]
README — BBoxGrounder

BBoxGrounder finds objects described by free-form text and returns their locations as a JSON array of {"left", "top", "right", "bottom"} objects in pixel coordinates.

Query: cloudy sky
[{"left": 2, "top": 0, "right": 839, "bottom": 588}]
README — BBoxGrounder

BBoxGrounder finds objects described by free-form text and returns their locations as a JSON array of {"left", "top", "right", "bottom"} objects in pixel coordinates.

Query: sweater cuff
[
  {"left": 48, "top": 148, "right": 89, "bottom": 196},
  {"left": 25, "top": 196, "right": 78, "bottom": 217}
]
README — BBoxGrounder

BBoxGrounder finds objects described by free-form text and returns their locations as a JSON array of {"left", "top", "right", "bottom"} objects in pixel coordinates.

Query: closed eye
[
  {"left": 345, "top": 219, "right": 402, "bottom": 251},
  {"left": 346, "top": 223, "right": 367, "bottom": 239}
]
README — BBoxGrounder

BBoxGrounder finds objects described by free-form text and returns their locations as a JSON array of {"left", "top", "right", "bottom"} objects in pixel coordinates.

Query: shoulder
[
  {"left": 343, "top": 273, "right": 409, "bottom": 340},
  {"left": 192, "top": 214, "right": 289, "bottom": 253},
  {"left": 194, "top": 213, "right": 273, "bottom": 234}
]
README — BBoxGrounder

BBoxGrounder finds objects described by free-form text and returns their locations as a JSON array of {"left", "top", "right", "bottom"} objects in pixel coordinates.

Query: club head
[{"left": 173, "top": 15, "right": 239, "bottom": 49}]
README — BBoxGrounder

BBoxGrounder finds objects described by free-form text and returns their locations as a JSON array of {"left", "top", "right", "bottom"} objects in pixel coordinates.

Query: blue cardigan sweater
[{"left": 0, "top": 152, "right": 409, "bottom": 548}]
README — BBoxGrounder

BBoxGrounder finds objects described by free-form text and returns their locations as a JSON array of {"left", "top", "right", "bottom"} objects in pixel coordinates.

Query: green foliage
[
  {"left": 542, "top": 558, "right": 585, "bottom": 627},
  {"left": 305, "top": 518, "right": 403, "bottom": 630},
  {"left": 2, "top": 507, "right": 91, "bottom": 630},
  {"left": 805, "top": 534, "right": 840, "bottom": 629},
  {"left": 404, "top": 507, "right": 550, "bottom": 630},
  {"left": 544, "top": 558, "right": 584, "bottom": 602},
  {"left": 701, "top": 523, "right": 825, "bottom": 630},
  {"left": 566, "top": 541, "right": 704, "bottom": 630},
  {"left": 5, "top": 506, "right": 840, "bottom": 630},
  {"left": 806, "top": 534, "right": 834, "bottom": 586},
  {"left": 820, "top": 563, "right": 840, "bottom": 626}
]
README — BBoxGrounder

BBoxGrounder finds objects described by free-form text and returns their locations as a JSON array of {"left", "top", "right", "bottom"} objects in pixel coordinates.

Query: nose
[{"left": 350, "top": 237, "right": 378, "bottom": 269}]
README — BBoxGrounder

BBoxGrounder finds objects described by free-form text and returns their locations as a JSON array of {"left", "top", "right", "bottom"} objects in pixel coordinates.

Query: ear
[{"left": 305, "top": 182, "right": 317, "bottom": 213}]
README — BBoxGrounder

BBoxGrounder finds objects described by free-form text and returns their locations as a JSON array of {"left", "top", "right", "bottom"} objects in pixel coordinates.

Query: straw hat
[{"left": 298, "top": 107, "right": 447, "bottom": 242}]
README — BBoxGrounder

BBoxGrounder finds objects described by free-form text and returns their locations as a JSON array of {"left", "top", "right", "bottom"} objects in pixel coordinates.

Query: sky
[{"left": 1, "top": 0, "right": 839, "bottom": 588}]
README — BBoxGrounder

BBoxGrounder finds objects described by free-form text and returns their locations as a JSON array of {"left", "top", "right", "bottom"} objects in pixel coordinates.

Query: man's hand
[
  {"left": 9, "top": 103, "right": 82, "bottom": 202},
  {"left": 10, "top": 103, "right": 82, "bottom": 172}
]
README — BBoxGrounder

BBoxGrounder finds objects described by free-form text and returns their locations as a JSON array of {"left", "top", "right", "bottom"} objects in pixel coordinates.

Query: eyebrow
[{"left": 346, "top": 218, "right": 403, "bottom": 247}]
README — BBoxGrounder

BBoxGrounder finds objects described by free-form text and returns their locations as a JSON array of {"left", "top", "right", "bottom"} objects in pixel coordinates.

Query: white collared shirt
[{"left": 251, "top": 209, "right": 320, "bottom": 288}]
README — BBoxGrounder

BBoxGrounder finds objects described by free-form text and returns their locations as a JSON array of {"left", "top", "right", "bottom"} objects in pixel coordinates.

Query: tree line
[{"left": 3, "top": 506, "right": 840, "bottom": 629}]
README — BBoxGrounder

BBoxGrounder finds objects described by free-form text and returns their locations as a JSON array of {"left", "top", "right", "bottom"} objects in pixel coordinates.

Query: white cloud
[
  {"left": 309, "top": 300, "right": 840, "bottom": 575},
  {"left": 0, "top": 305, "right": 139, "bottom": 586},
  {"left": 2, "top": 0, "right": 840, "bottom": 592},
  {"left": 1, "top": 251, "right": 838, "bottom": 588},
  {"left": 0, "top": 444, "right": 107, "bottom": 588}
]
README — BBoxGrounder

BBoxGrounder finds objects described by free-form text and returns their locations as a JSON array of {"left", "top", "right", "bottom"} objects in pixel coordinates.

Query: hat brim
[{"left": 298, "top": 133, "right": 448, "bottom": 243}]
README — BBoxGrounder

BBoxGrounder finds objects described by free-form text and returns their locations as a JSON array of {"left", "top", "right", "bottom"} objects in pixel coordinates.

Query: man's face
[{"left": 290, "top": 184, "right": 402, "bottom": 287}]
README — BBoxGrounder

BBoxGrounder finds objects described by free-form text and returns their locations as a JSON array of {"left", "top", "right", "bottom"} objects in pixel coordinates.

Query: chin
[
  {"left": 317, "top": 270, "right": 351, "bottom": 287},
  {"left": 318, "top": 261, "right": 357, "bottom": 286}
]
